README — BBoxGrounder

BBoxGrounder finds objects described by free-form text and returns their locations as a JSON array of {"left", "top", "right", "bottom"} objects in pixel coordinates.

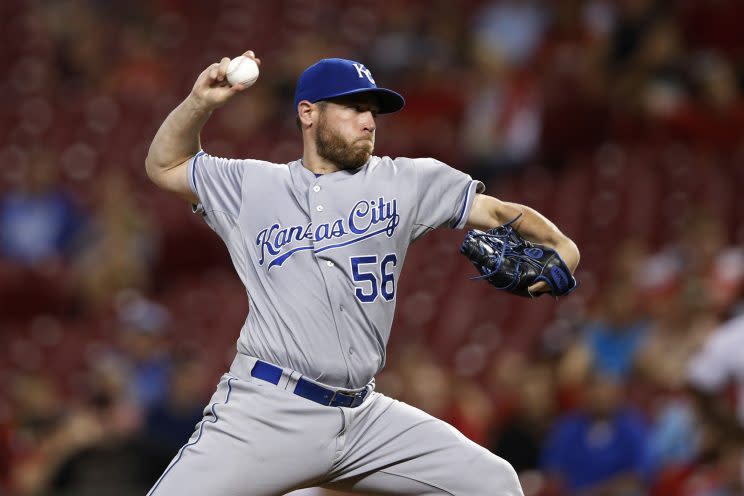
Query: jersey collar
[{"left": 295, "top": 158, "right": 372, "bottom": 183}]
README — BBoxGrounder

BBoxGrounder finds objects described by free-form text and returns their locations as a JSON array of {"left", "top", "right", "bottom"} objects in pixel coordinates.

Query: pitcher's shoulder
[
  {"left": 236, "top": 158, "right": 297, "bottom": 177},
  {"left": 198, "top": 154, "right": 290, "bottom": 170},
  {"left": 246, "top": 158, "right": 294, "bottom": 170},
  {"left": 380, "top": 156, "right": 444, "bottom": 168},
  {"left": 368, "top": 156, "right": 420, "bottom": 175}
]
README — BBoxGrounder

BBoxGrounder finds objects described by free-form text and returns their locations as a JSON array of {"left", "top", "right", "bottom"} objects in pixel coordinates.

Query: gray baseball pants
[{"left": 147, "top": 355, "right": 523, "bottom": 495}]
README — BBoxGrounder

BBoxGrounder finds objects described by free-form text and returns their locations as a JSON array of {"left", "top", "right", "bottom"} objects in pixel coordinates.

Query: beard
[{"left": 315, "top": 113, "right": 374, "bottom": 171}]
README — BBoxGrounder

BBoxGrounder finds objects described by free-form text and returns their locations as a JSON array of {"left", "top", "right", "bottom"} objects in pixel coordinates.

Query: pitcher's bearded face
[{"left": 314, "top": 96, "right": 378, "bottom": 171}]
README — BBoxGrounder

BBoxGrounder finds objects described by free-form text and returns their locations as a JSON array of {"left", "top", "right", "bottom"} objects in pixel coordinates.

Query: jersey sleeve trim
[
  {"left": 188, "top": 150, "right": 207, "bottom": 215},
  {"left": 453, "top": 179, "right": 485, "bottom": 229},
  {"left": 188, "top": 150, "right": 207, "bottom": 197}
]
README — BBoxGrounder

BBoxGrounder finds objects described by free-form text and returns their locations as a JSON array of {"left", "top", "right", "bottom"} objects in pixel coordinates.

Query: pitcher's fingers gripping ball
[{"left": 461, "top": 215, "right": 577, "bottom": 297}]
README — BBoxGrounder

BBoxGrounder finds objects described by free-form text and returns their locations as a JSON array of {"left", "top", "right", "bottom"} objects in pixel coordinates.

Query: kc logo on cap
[
  {"left": 352, "top": 63, "right": 375, "bottom": 84},
  {"left": 294, "top": 58, "right": 404, "bottom": 114}
]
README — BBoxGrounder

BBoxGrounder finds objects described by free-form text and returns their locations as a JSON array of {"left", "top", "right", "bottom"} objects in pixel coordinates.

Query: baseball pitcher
[{"left": 144, "top": 51, "right": 580, "bottom": 495}]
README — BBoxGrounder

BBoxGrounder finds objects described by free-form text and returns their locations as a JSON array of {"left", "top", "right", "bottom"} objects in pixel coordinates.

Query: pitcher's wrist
[{"left": 185, "top": 93, "right": 216, "bottom": 115}]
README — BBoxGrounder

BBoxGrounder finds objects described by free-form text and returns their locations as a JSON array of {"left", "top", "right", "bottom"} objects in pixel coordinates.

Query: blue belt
[{"left": 250, "top": 360, "right": 369, "bottom": 408}]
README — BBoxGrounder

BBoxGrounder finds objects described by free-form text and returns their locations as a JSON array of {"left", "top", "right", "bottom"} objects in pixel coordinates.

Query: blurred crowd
[{"left": 2, "top": 0, "right": 744, "bottom": 495}]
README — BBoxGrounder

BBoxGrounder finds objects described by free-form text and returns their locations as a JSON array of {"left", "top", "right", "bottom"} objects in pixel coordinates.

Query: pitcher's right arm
[{"left": 145, "top": 50, "right": 260, "bottom": 203}]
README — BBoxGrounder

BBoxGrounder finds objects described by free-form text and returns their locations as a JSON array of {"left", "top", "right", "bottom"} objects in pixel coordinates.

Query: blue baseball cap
[{"left": 294, "top": 58, "right": 405, "bottom": 114}]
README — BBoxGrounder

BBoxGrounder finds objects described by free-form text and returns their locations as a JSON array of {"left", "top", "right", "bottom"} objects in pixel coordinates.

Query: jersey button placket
[
  {"left": 308, "top": 181, "right": 350, "bottom": 381},
  {"left": 312, "top": 183, "right": 323, "bottom": 212}
]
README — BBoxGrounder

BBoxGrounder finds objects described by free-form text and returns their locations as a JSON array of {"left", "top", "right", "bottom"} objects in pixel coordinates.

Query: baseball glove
[{"left": 460, "top": 216, "right": 577, "bottom": 297}]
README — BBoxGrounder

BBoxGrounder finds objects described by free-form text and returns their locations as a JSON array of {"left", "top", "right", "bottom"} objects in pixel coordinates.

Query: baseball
[{"left": 226, "top": 55, "right": 260, "bottom": 87}]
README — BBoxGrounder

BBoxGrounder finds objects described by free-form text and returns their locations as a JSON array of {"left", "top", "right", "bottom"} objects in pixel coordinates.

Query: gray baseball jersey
[
  {"left": 187, "top": 153, "right": 483, "bottom": 388},
  {"left": 148, "top": 154, "right": 525, "bottom": 496}
]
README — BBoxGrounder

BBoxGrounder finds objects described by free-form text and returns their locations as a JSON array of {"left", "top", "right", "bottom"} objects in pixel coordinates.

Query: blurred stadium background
[{"left": 2, "top": 0, "right": 744, "bottom": 495}]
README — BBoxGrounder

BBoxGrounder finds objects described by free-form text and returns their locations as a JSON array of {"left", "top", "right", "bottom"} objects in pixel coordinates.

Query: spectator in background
[
  {"left": 7, "top": 373, "right": 67, "bottom": 494},
  {"left": 47, "top": 365, "right": 169, "bottom": 496},
  {"left": 113, "top": 295, "right": 172, "bottom": 410},
  {"left": 462, "top": 53, "right": 541, "bottom": 180},
  {"left": 0, "top": 148, "right": 86, "bottom": 266},
  {"left": 72, "top": 170, "right": 156, "bottom": 313},
  {"left": 8, "top": 344, "right": 165, "bottom": 496},
  {"left": 484, "top": 350, "right": 531, "bottom": 426},
  {"left": 489, "top": 362, "right": 556, "bottom": 476},
  {"left": 698, "top": 431, "right": 744, "bottom": 496},
  {"left": 558, "top": 277, "right": 648, "bottom": 400},
  {"left": 634, "top": 18, "right": 689, "bottom": 122},
  {"left": 369, "top": 3, "right": 460, "bottom": 78},
  {"left": 538, "top": 1, "right": 612, "bottom": 168},
  {"left": 541, "top": 372, "right": 648, "bottom": 495},
  {"left": 144, "top": 349, "right": 209, "bottom": 455},
  {"left": 635, "top": 211, "right": 727, "bottom": 394},
  {"left": 472, "top": 0, "right": 549, "bottom": 67},
  {"left": 652, "top": 426, "right": 744, "bottom": 496},
  {"left": 664, "top": 54, "right": 744, "bottom": 151},
  {"left": 687, "top": 312, "right": 744, "bottom": 433},
  {"left": 461, "top": 0, "right": 547, "bottom": 180},
  {"left": 605, "top": 0, "right": 660, "bottom": 78},
  {"left": 634, "top": 281, "right": 715, "bottom": 392},
  {"left": 654, "top": 284, "right": 744, "bottom": 493},
  {"left": 643, "top": 395, "right": 700, "bottom": 483},
  {"left": 397, "top": 355, "right": 454, "bottom": 422},
  {"left": 448, "top": 378, "right": 493, "bottom": 446},
  {"left": 678, "top": 212, "right": 744, "bottom": 315},
  {"left": 41, "top": 0, "right": 113, "bottom": 92}
]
